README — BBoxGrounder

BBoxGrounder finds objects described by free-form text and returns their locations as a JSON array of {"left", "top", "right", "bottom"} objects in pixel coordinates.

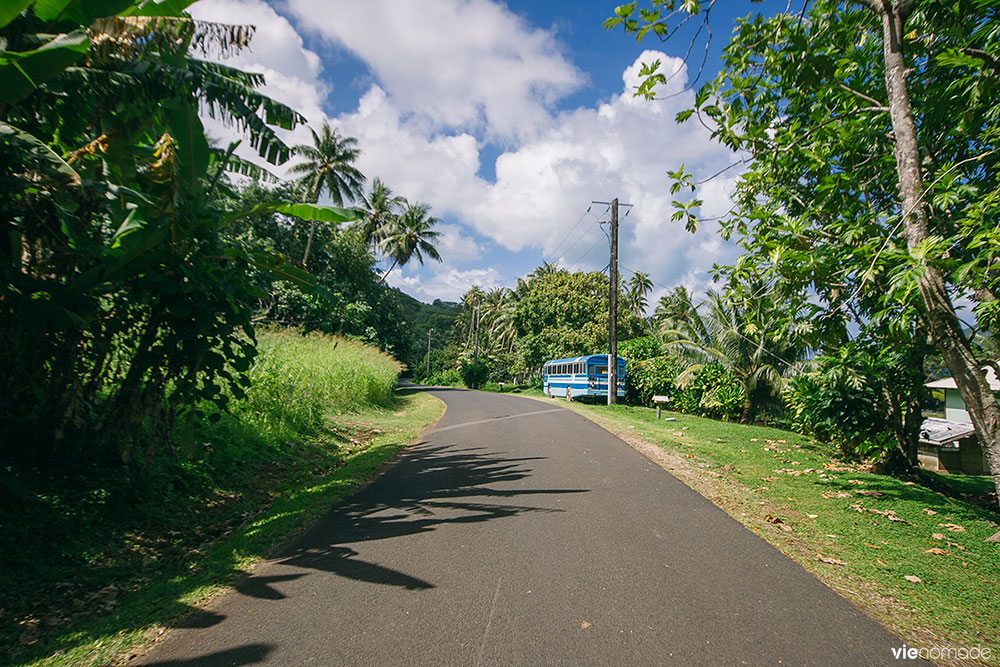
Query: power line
[
  {"left": 545, "top": 206, "right": 598, "bottom": 261},
  {"left": 564, "top": 225, "right": 607, "bottom": 272}
]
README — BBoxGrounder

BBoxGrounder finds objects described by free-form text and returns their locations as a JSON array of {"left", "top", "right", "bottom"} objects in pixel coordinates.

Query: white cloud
[
  {"left": 386, "top": 266, "right": 502, "bottom": 302},
  {"left": 283, "top": 0, "right": 583, "bottom": 142},
  {"left": 436, "top": 224, "right": 483, "bottom": 262}
]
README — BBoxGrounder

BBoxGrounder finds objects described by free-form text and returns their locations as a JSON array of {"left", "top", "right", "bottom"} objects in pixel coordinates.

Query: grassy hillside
[{"left": 2, "top": 330, "right": 443, "bottom": 667}]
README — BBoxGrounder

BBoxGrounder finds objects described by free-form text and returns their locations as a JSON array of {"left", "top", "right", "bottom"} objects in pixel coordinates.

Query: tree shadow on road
[{"left": 261, "top": 442, "right": 587, "bottom": 593}]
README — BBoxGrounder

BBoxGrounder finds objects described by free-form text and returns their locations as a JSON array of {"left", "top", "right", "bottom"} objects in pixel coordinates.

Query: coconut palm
[
  {"left": 666, "top": 289, "right": 803, "bottom": 423},
  {"left": 356, "top": 178, "right": 405, "bottom": 247},
  {"left": 528, "top": 261, "right": 560, "bottom": 281},
  {"left": 289, "top": 122, "right": 365, "bottom": 265},
  {"left": 379, "top": 202, "right": 442, "bottom": 280},
  {"left": 654, "top": 286, "right": 707, "bottom": 343},
  {"left": 482, "top": 287, "right": 517, "bottom": 354},
  {"left": 626, "top": 270, "right": 654, "bottom": 319}
]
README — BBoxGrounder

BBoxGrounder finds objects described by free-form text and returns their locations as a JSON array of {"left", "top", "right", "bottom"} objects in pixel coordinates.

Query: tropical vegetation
[{"left": 607, "top": 0, "right": 1000, "bottom": 500}]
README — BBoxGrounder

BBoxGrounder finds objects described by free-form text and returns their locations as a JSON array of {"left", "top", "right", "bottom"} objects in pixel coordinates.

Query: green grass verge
[{"left": 528, "top": 393, "right": 1000, "bottom": 665}]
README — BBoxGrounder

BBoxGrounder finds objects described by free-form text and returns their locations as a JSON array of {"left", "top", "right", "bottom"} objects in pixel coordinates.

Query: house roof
[
  {"left": 925, "top": 365, "right": 1000, "bottom": 391},
  {"left": 919, "top": 417, "right": 977, "bottom": 447}
]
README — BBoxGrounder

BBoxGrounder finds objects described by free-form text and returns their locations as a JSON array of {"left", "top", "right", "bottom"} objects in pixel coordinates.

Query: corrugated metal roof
[
  {"left": 919, "top": 417, "right": 977, "bottom": 447},
  {"left": 925, "top": 365, "right": 1000, "bottom": 391}
]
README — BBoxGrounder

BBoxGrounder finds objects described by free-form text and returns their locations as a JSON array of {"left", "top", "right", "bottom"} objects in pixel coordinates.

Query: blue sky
[{"left": 190, "top": 0, "right": 792, "bottom": 309}]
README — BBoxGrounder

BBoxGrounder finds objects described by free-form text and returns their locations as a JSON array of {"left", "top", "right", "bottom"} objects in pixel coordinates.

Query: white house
[
  {"left": 920, "top": 366, "right": 998, "bottom": 475},
  {"left": 925, "top": 366, "right": 1000, "bottom": 423}
]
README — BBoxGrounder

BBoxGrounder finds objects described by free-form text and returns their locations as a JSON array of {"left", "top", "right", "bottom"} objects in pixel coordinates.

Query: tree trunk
[
  {"left": 380, "top": 258, "right": 398, "bottom": 282},
  {"left": 302, "top": 218, "right": 317, "bottom": 267},
  {"left": 873, "top": 1, "right": 1000, "bottom": 502}
]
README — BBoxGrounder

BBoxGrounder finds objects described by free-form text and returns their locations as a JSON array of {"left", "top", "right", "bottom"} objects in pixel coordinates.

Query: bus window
[{"left": 595, "top": 365, "right": 607, "bottom": 375}]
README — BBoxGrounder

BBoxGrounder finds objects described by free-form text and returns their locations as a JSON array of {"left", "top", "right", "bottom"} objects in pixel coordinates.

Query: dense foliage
[
  {"left": 609, "top": 0, "right": 1000, "bottom": 492},
  {"left": 0, "top": 2, "right": 359, "bottom": 468}
]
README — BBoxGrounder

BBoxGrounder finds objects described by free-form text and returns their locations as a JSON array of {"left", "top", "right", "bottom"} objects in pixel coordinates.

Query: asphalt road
[{"left": 135, "top": 388, "right": 914, "bottom": 666}]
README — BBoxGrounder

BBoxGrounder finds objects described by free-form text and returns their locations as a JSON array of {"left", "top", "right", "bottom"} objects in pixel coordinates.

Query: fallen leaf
[
  {"left": 904, "top": 575, "right": 922, "bottom": 583},
  {"left": 856, "top": 490, "right": 884, "bottom": 497},
  {"left": 863, "top": 542, "right": 882, "bottom": 549},
  {"left": 937, "top": 523, "right": 966, "bottom": 532},
  {"left": 581, "top": 621, "right": 591, "bottom": 629},
  {"left": 807, "top": 514, "right": 819, "bottom": 519},
  {"left": 846, "top": 479, "right": 866, "bottom": 485},
  {"left": 818, "top": 554, "right": 846, "bottom": 565},
  {"left": 948, "top": 542, "right": 966, "bottom": 551},
  {"left": 986, "top": 530, "right": 1000, "bottom": 543},
  {"left": 876, "top": 558, "right": 887, "bottom": 566},
  {"left": 822, "top": 491, "right": 852, "bottom": 499},
  {"left": 686, "top": 453, "right": 695, "bottom": 459},
  {"left": 932, "top": 533, "right": 945, "bottom": 540},
  {"left": 921, "top": 508, "right": 938, "bottom": 516},
  {"left": 924, "top": 548, "right": 950, "bottom": 555}
]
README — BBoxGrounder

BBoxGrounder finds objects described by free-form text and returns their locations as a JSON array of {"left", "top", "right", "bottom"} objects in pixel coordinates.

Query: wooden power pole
[
  {"left": 426, "top": 329, "right": 433, "bottom": 378},
  {"left": 608, "top": 198, "right": 619, "bottom": 405},
  {"left": 592, "top": 198, "right": 631, "bottom": 405}
]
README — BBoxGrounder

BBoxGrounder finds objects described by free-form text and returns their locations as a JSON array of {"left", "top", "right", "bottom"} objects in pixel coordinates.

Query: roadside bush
[
  {"left": 672, "top": 363, "right": 745, "bottom": 421},
  {"left": 785, "top": 367, "right": 892, "bottom": 459},
  {"left": 627, "top": 355, "right": 685, "bottom": 406},
  {"left": 618, "top": 336, "right": 663, "bottom": 363},
  {"left": 460, "top": 359, "right": 490, "bottom": 389},
  {"left": 426, "top": 369, "right": 463, "bottom": 386}
]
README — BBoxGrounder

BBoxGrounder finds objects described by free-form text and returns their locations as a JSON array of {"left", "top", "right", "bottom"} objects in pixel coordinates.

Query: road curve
[{"left": 135, "top": 388, "right": 912, "bottom": 666}]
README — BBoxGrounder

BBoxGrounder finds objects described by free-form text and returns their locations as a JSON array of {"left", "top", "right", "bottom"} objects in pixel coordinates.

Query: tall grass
[{"left": 230, "top": 328, "right": 403, "bottom": 441}]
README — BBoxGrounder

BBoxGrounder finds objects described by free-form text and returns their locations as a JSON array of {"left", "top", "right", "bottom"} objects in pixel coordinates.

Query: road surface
[{"left": 136, "top": 388, "right": 913, "bottom": 666}]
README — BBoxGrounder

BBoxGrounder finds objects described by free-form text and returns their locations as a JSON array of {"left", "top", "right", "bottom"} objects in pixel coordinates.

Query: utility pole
[
  {"left": 592, "top": 198, "right": 631, "bottom": 405},
  {"left": 426, "top": 329, "right": 433, "bottom": 378},
  {"left": 608, "top": 198, "right": 619, "bottom": 405},
  {"left": 472, "top": 299, "right": 481, "bottom": 389}
]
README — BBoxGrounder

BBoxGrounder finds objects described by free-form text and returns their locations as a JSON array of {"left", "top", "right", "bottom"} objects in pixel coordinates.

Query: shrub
[
  {"left": 459, "top": 359, "right": 490, "bottom": 389},
  {"left": 618, "top": 336, "right": 663, "bottom": 363},
  {"left": 784, "top": 367, "right": 891, "bottom": 458},
  {"left": 673, "top": 363, "right": 745, "bottom": 421},
  {"left": 627, "top": 355, "right": 685, "bottom": 406},
  {"left": 426, "top": 369, "right": 463, "bottom": 386}
]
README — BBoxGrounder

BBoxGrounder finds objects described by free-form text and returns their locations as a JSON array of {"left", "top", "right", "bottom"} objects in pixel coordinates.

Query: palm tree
[
  {"left": 527, "top": 261, "right": 560, "bottom": 282},
  {"left": 482, "top": 287, "right": 516, "bottom": 354},
  {"left": 379, "top": 202, "right": 442, "bottom": 280},
  {"left": 626, "top": 270, "right": 654, "bottom": 319},
  {"left": 356, "top": 178, "right": 405, "bottom": 247},
  {"left": 654, "top": 286, "right": 708, "bottom": 343},
  {"left": 666, "top": 289, "right": 803, "bottom": 423},
  {"left": 288, "top": 122, "right": 365, "bottom": 265}
]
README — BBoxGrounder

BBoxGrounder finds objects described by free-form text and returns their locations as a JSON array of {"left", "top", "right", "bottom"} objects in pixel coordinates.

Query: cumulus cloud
[
  {"left": 282, "top": 0, "right": 583, "bottom": 142},
  {"left": 436, "top": 224, "right": 484, "bottom": 262},
  {"left": 387, "top": 266, "right": 503, "bottom": 303}
]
